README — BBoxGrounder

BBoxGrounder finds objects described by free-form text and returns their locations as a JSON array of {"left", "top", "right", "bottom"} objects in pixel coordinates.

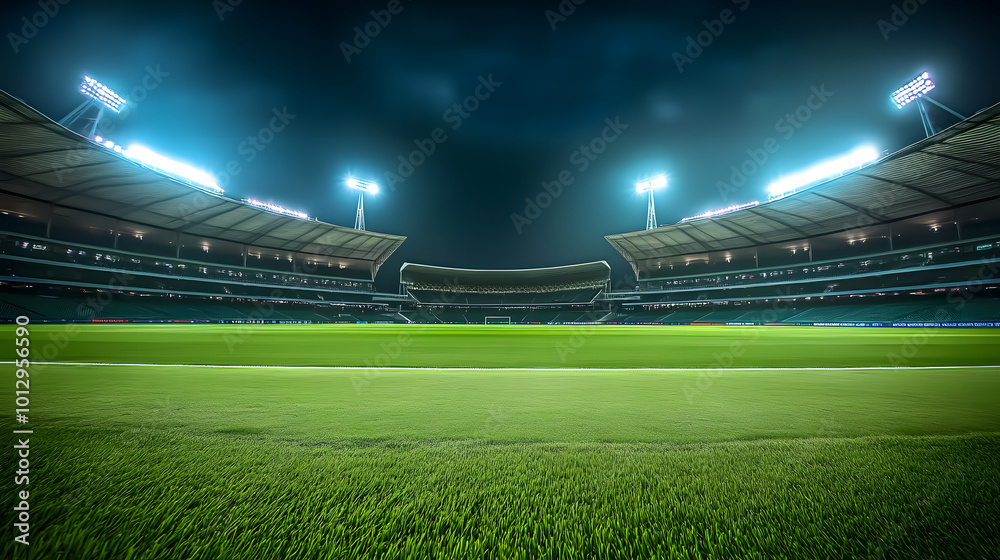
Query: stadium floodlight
[
  {"left": 680, "top": 200, "right": 760, "bottom": 223},
  {"left": 58, "top": 75, "right": 127, "bottom": 138},
  {"left": 122, "top": 144, "right": 222, "bottom": 193},
  {"left": 767, "top": 145, "right": 879, "bottom": 199},
  {"left": 635, "top": 174, "right": 667, "bottom": 193},
  {"left": 636, "top": 174, "right": 667, "bottom": 230},
  {"left": 243, "top": 198, "right": 309, "bottom": 219},
  {"left": 891, "top": 71, "right": 935, "bottom": 109},
  {"left": 346, "top": 176, "right": 378, "bottom": 230},
  {"left": 80, "top": 76, "right": 127, "bottom": 113},
  {"left": 891, "top": 71, "right": 967, "bottom": 137},
  {"left": 93, "top": 135, "right": 124, "bottom": 153},
  {"left": 346, "top": 177, "right": 379, "bottom": 193}
]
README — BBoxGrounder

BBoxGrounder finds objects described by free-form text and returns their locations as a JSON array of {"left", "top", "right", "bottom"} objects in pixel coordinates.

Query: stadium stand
[
  {"left": 604, "top": 101, "right": 1000, "bottom": 325},
  {"left": 2, "top": 81, "right": 998, "bottom": 327},
  {"left": 0, "top": 88, "right": 407, "bottom": 322},
  {"left": 399, "top": 262, "right": 611, "bottom": 323}
]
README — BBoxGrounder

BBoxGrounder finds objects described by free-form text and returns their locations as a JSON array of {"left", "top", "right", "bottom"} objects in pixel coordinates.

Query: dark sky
[{"left": 2, "top": 0, "right": 997, "bottom": 290}]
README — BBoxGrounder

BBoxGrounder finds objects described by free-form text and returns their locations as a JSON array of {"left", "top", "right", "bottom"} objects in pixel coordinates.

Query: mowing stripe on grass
[{"left": 11, "top": 361, "right": 1000, "bottom": 371}]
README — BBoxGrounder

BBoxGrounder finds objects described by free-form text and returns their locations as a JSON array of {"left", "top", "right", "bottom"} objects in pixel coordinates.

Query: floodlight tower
[
  {"left": 58, "top": 76, "right": 127, "bottom": 138},
  {"left": 636, "top": 174, "right": 667, "bottom": 230},
  {"left": 346, "top": 177, "right": 378, "bottom": 230},
  {"left": 891, "top": 71, "right": 967, "bottom": 137}
]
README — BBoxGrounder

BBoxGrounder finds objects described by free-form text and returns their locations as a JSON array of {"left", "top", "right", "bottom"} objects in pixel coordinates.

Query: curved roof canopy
[
  {"left": 0, "top": 88, "right": 404, "bottom": 280},
  {"left": 606, "top": 101, "right": 1000, "bottom": 274},
  {"left": 400, "top": 261, "right": 611, "bottom": 292}
]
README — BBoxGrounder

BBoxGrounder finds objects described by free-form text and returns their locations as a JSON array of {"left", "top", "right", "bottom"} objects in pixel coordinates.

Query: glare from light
[
  {"left": 346, "top": 176, "right": 378, "bottom": 193},
  {"left": 680, "top": 200, "right": 760, "bottom": 223},
  {"left": 122, "top": 144, "right": 222, "bottom": 192},
  {"left": 95, "top": 135, "right": 121, "bottom": 152},
  {"left": 892, "top": 71, "right": 935, "bottom": 109},
  {"left": 79, "top": 76, "right": 126, "bottom": 113},
  {"left": 243, "top": 198, "right": 309, "bottom": 219},
  {"left": 767, "top": 145, "right": 880, "bottom": 198},
  {"left": 636, "top": 174, "right": 667, "bottom": 193}
]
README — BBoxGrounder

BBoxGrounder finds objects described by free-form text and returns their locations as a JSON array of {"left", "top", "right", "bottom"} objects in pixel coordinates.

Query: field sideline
[{"left": 3, "top": 324, "right": 999, "bottom": 558}]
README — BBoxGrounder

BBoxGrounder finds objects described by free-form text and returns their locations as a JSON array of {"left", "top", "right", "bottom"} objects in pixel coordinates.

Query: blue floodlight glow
[
  {"left": 767, "top": 145, "right": 880, "bottom": 199},
  {"left": 680, "top": 200, "right": 760, "bottom": 223},
  {"left": 346, "top": 177, "right": 379, "bottom": 193},
  {"left": 636, "top": 174, "right": 667, "bottom": 193},
  {"left": 94, "top": 135, "right": 122, "bottom": 152},
  {"left": 243, "top": 198, "right": 309, "bottom": 219},
  {"left": 122, "top": 144, "right": 222, "bottom": 193},
  {"left": 892, "top": 71, "right": 935, "bottom": 109},
  {"left": 79, "top": 76, "right": 126, "bottom": 113}
]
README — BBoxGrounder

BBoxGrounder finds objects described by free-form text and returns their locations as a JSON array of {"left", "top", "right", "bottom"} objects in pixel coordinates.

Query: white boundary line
[{"left": 8, "top": 361, "right": 1000, "bottom": 372}]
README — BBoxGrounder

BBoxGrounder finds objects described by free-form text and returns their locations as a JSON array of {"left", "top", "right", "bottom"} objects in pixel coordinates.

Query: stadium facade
[
  {"left": 1, "top": 87, "right": 998, "bottom": 325},
  {"left": 0, "top": 88, "right": 407, "bottom": 323},
  {"left": 606, "top": 101, "right": 1000, "bottom": 326}
]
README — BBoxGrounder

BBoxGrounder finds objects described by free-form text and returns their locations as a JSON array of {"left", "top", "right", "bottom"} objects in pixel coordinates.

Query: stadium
[
  {"left": 2, "top": 6, "right": 999, "bottom": 557},
  {"left": 3, "top": 83, "right": 998, "bottom": 327}
]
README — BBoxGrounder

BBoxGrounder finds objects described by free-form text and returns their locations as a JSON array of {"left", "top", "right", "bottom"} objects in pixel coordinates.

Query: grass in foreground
[
  {"left": 11, "top": 430, "right": 1000, "bottom": 560},
  {"left": 2, "top": 360, "right": 998, "bottom": 559}
]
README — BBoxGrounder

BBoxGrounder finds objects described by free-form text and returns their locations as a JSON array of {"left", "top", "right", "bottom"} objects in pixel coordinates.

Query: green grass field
[{"left": 3, "top": 324, "right": 1000, "bottom": 559}]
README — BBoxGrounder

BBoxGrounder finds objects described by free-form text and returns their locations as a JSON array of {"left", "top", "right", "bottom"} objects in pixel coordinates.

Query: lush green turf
[
  {"left": 3, "top": 325, "right": 1000, "bottom": 558},
  {"left": 18, "top": 323, "right": 1000, "bottom": 368}
]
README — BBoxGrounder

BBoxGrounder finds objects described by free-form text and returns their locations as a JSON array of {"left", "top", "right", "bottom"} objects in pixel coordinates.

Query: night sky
[{"left": 2, "top": 0, "right": 998, "bottom": 290}]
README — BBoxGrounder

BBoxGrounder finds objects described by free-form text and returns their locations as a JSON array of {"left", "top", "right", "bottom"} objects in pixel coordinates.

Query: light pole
[
  {"left": 346, "top": 177, "right": 378, "bottom": 230},
  {"left": 636, "top": 174, "right": 667, "bottom": 230},
  {"left": 58, "top": 75, "right": 126, "bottom": 138},
  {"left": 892, "top": 71, "right": 966, "bottom": 137}
]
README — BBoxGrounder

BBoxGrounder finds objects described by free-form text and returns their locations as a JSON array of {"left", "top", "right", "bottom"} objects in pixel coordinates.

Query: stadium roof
[
  {"left": 0, "top": 88, "right": 405, "bottom": 280},
  {"left": 400, "top": 261, "right": 611, "bottom": 292},
  {"left": 606, "top": 101, "right": 1000, "bottom": 275}
]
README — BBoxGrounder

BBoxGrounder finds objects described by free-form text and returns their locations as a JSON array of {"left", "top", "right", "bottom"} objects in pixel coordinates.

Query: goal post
[{"left": 484, "top": 316, "right": 511, "bottom": 325}]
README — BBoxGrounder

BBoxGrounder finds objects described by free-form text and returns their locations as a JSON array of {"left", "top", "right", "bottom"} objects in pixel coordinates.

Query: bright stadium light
[
  {"left": 891, "top": 71, "right": 935, "bottom": 109},
  {"left": 346, "top": 176, "right": 378, "bottom": 230},
  {"left": 635, "top": 174, "right": 667, "bottom": 193},
  {"left": 680, "top": 200, "right": 760, "bottom": 223},
  {"left": 58, "top": 75, "right": 127, "bottom": 138},
  {"left": 635, "top": 174, "right": 667, "bottom": 230},
  {"left": 122, "top": 144, "right": 222, "bottom": 193},
  {"left": 243, "top": 198, "right": 309, "bottom": 219},
  {"left": 890, "top": 71, "right": 967, "bottom": 137},
  {"left": 346, "top": 177, "right": 379, "bottom": 193},
  {"left": 767, "top": 145, "right": 879, "bottom": 199},
  {"left": 80, "top": 76, "right": 126, "bottom": 113}
]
